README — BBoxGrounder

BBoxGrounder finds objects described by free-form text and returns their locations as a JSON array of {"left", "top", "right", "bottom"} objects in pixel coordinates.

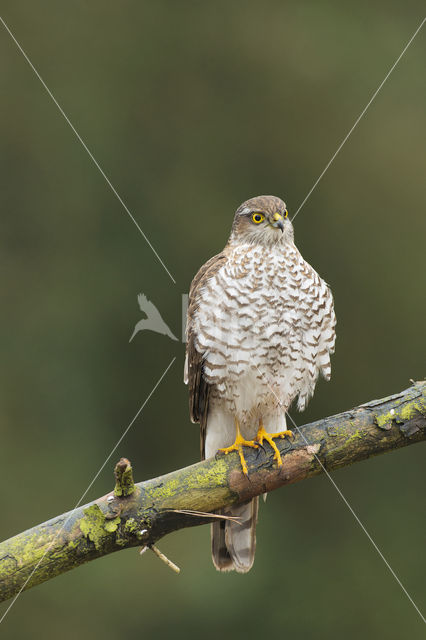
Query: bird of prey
[
  {"left": 130, "top": 293, "right": 177, "bottom": 342},
  {"left": 184, "top": 195, "right": 336, "bottom": 573}
]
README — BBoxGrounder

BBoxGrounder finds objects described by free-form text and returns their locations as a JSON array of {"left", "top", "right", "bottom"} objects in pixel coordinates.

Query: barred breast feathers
[{"left": 185, "top": 240, "right": 336, "bottom": 422}]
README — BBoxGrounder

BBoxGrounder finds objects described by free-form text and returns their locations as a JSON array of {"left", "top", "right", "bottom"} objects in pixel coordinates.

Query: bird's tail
[{"left": 211, "top": 497, "right": 259, "bottom": 573}]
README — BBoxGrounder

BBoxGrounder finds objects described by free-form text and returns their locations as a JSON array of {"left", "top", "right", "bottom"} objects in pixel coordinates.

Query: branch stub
[{"left": 114, "top": 458, "right": 135, "bottom": 497}]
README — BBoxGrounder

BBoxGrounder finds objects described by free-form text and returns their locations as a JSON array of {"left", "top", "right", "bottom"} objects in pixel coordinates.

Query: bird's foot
[
  {"left": 219, "top": 432, "right": 259, "bottom": 476},
  {"left": 255, "top": 425, "right": 294, "bottom": 467}
]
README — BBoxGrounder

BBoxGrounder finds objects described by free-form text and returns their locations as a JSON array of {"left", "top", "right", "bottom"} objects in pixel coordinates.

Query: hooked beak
[{"left": 270, "top": 212, "right": 284, "bottom": 232}]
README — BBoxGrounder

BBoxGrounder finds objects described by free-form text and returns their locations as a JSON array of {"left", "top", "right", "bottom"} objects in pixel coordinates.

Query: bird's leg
[
  {"left": 219, "top": 418, "right": 258, "bottom": 476},
  {"left": 255, "top": 419, "right": 294, "bottom": 467}
]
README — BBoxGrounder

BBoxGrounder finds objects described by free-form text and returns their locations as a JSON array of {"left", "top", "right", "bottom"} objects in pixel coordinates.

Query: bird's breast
[{"left": 194, "top": 244, "right": 307, "bottom": 388}]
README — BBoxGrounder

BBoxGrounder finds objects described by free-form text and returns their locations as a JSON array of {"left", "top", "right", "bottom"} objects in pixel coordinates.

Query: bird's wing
[
  {"left": 297, "top": 266, "right": 336, "bottom": 411},
  {"left": 185, "top": 251, "right": 228, "bottom": 458},
  {"left": 137, "top": 293, "right": 162, "bottom": 321}
]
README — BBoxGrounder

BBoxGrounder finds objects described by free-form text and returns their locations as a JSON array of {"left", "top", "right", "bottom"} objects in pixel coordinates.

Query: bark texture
[{"left": 0, "top": 381, "right": 425, "bottom": 603}]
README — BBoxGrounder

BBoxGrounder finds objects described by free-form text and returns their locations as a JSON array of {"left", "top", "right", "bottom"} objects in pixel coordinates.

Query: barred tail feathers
[
  {"left": 205, "top": 408, "right": 258, "bottom": 572},
  {"left": 211, "top": 498, "right": 259, "bottom": 573}
]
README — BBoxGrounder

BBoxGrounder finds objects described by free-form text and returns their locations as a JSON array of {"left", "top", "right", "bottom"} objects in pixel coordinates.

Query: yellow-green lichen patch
[
  {"left": 104, "top": 517, "right": 121, "bottom": 533},
  {"left": 375, "top": 412, "right": 394, "bottom": 430},
  {"left": 397, "top": 399, "right": 426, "bottom": 422},
  {"left": 321, "top": 423, "right": 368, "bottom": 459},
  {"left": 124, "top": 518, "right": 139, "bottom": 534},
  {"left": 182, "top": 457, "right": 230, "bottom": 491},
  {"left": 346, "top": 428, "right": 368, "bottom": 443},
  {"left": 3, "top": 530, "right": 53, "bottom": 574},
  {"left": 67, "top": 538, "right": 79, "bottom": 551},
  {"left": 375, "top": 395, "right": 426, "bottom": 432},
  {"left": 114, "top": 518, "right": 146, "bottom": 547},
  {"left": 145, "top": 457, "right": 235, "bottom": 511},
  {"left": 79, "top": 506, "right": 145, "bottom": 550},
  {"left": 79, "top": 505, "right": 112, "bottom": 550}
]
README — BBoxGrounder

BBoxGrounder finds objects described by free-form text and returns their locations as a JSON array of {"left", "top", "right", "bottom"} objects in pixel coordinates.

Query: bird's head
[{"left": 228, "top": 195, "right": 293, "bottom": 247}]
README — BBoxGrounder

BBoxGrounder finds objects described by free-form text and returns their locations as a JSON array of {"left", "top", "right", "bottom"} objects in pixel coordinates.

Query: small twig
[
  {"left": 169, "top": 508, "right": 241, "bottom": 522},
  {"left": 148, "top": 544, "right": 181, "bottom": 574}
]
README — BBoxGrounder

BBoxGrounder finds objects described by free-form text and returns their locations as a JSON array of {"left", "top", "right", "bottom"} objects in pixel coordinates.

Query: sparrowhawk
[{"left": 185, "top": 195, "right": 336, "bottom": 572}]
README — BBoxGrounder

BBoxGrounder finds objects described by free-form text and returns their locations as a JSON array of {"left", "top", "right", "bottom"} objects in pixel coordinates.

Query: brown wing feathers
[{"left": 186, "top": 252, "right": 227, "bottom": 458}]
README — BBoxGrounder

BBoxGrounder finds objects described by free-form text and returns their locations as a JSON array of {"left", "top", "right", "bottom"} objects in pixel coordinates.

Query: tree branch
[{"left": 1, "top": 381, "right": 425, "bottom": 602}]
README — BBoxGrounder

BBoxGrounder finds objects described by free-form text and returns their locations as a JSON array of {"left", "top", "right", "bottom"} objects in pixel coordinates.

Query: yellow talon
[
  {"left": 278, "top": 429, "right": 294, "bottom": 439},
  {"left": 219, "top": 419, "right": 258, "bottom": 476},
  {"left": 256, "top": 423, "right": 294, "bottom": 467}
]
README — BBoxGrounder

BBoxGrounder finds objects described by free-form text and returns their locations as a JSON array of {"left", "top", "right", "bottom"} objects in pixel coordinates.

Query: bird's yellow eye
[
  {"left": 284, "top": 210, "right": 288, "bottom": 218},
  {"left": 252, "top": 213, "right": 265, "bottom": 224}
]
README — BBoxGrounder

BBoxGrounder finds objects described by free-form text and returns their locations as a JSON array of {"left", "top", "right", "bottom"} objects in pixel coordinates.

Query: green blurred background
[{"left": 0, "top": 1, "right": 425, "bottom": 638}]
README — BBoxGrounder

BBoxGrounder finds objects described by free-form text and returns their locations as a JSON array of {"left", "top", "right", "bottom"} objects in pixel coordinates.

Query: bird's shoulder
[{"left": 188, "top": 250, "right": 229, "bottom": 304}]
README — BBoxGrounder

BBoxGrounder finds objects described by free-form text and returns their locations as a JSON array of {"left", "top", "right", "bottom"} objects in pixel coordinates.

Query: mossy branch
[{"left": 1, "top": 381, "right": 425, "bottom": 603}]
